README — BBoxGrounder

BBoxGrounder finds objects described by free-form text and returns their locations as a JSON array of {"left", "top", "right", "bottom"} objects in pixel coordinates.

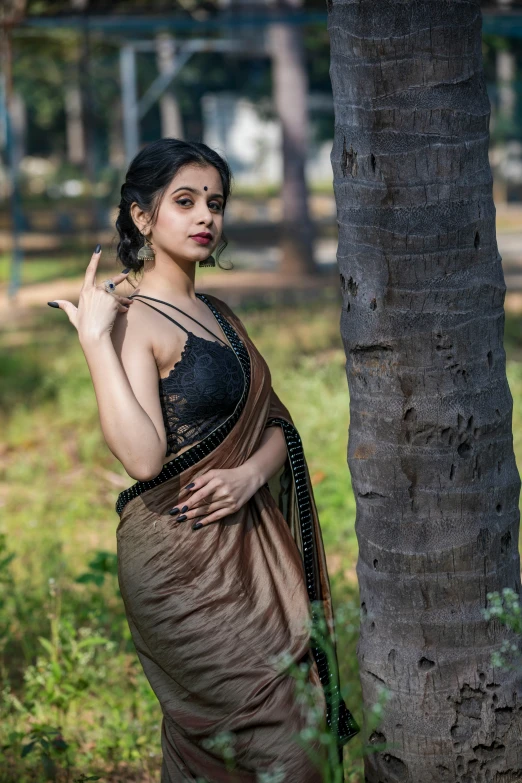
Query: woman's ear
[{"left": 130, "top": 202, "right": 151, "bottom": 234}]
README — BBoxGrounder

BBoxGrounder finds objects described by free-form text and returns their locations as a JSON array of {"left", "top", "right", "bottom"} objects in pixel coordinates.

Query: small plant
[
  {"left": 20, "top": 724, "right": 70, "bottom": 781},
  {"left": 483, "top": 588, "right": 522, "bottom": 669},
  {"left": 75, "top": 551, "right": 118, "bottom": 588},
  {"left": 0, "top": 534, "right": 15, "bottom": 655},
  {"left": 23, "top": 579, "right": 113, "bottom": 723}
]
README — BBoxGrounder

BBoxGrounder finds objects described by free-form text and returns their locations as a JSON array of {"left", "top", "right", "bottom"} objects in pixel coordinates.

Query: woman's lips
[{"left": 191, "top": 236, "right": 211, "bottom": 245}]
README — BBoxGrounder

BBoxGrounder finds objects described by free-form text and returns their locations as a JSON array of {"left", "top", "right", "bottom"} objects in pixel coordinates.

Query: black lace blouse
[{"left": 130, "top": 294, "right": 244, "bottom": 457}]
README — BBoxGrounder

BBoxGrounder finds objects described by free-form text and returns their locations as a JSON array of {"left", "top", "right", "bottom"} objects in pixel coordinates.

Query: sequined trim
[
  {"left": 266, "top": 416, "right": 360, "bottom": 745},
  {"left": 115, "top": 294, "right": 251, "bottom": 517}
]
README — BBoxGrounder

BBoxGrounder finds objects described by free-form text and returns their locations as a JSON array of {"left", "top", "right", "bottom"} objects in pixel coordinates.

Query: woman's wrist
[
  {"left": 239, "top": 460, "right": 266, "bottom": 493},
  {"left": 79, "top": 329, "right": 112, "bottom": 350}
]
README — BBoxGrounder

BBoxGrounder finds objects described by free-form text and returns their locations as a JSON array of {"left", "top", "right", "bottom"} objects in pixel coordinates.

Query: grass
[{"left": 1, "top": 294, "right": 522, "bottom": 781}]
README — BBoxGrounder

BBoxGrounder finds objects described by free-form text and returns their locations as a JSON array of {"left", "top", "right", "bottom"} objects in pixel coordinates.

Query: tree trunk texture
[
  {"left": 268, "top": 1, "right": 317, "bottom": 276},
  {"left": 327, "top": 2, "right": 522, "bottom": 781}
]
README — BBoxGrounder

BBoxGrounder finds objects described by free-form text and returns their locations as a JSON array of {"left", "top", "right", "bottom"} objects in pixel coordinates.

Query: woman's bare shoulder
[{"left": 111, "top": 297, "right": 154, "bottom": 357}]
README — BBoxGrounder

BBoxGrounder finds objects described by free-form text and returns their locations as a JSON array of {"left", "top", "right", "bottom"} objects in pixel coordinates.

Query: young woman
[{"left": 48, "top": 139, "right": 358, "bottom": 782}]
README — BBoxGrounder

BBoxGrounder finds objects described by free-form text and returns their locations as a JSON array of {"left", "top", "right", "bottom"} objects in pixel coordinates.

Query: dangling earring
[
  {"left": 137, "top": 233, "right": 155, "bottom": 262},
  {"left": 199, "top": 255, "right": 216, "bottom": 268}
]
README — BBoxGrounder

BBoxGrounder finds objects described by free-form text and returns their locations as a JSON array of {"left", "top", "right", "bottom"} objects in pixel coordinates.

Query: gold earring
[{"left": 137, "top": 233, "right": 155, "bottom": 262}]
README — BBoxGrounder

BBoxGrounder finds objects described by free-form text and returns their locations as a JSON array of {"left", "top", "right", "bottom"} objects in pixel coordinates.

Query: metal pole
[
  {"left": 0, "top": 25, "right": 24, "bottom": 299},
  {"left": 120, "top": 43, "right": 139, "bottom": 164}
]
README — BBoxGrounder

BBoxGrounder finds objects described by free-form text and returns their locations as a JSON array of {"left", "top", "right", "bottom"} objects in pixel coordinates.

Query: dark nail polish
[
  {"left": 47, "top": 301, "right": 60, "bottom": 308},
  {"left": 122, "top": 268, "right": 130, "bottom": 274},
  {"left": 94, "top": 243, "right": 101, "bottom": 253},
  {"left": 185, "top": 483, "right": 195, "bottom": 490},
  {"left": 169, "top": 507, "right": 180, "bottom": 515},
  {"left": 176, "top": 515, "right": 187, "bottom": 522},
  {"left": 181, "top": 505, "right": 188, "bottom": 513},
  {"left": 192, "top": 522, "right": 203, "bottom": 530}
]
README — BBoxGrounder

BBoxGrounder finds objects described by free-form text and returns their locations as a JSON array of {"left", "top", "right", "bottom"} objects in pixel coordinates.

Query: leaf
[
  {"left": 21, "top": 741, "right": 36, "bottom": 758},
  {"left": 76, "top": 636, "right": 110, "bottom": 649},
  {"left": 38, "top": 637, "right": 56, "bottom": 656},
  {"left": 51, "top": 737, "right": 68, "bottom": 752},
  {"left": 75, "top": 573, "right": 100, "bottom": 585}
]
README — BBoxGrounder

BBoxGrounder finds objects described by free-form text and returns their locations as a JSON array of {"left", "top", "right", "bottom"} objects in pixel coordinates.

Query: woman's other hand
[
  {"left": 48, "top": 245, "right": 133, "bottom": 342},
  {"left": 170, "top": 465, "right": 263, "bottom": 529}
]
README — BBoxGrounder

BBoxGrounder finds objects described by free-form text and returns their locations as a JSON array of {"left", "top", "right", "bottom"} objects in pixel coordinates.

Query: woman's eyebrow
[{"left": 171, "top": 186, "right": 224, "bottom": 199}]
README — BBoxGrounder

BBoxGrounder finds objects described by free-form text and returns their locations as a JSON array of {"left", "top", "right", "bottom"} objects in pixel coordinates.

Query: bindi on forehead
[{"left": 204, "top": 186, "right": 208, "bottom": 191}]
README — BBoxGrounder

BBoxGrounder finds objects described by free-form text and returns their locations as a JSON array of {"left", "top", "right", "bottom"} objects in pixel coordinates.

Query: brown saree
[{"left": 115, "top": 293, "right": 359, "bottom": 782}]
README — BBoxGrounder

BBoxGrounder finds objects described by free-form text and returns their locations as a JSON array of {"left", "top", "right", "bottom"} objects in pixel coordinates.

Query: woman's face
[{"left": 140, "top": 163, "right": 225, "bottom": 266}]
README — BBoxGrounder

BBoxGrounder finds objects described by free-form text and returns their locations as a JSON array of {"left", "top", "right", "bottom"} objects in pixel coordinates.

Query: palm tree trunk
[{"left": 328, "top": 1, "right": 522, "bottom": 779}]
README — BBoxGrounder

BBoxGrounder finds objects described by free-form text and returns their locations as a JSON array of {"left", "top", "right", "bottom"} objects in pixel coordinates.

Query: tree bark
[
  {"left": 328, "top": 1, "right": 522, "bottom": 780},
  {"left": 268, "top": 1, "right": 317, "bottom": 276}
]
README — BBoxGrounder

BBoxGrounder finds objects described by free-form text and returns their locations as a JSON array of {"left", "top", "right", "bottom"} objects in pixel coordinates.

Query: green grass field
[{"left": 1, "top": 296, "right": 521, "bottom": 782}]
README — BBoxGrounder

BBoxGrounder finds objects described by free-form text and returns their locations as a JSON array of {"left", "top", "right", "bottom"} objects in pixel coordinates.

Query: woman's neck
[{"left": 136, "top": 261, "right": 197, "bottom": 302}]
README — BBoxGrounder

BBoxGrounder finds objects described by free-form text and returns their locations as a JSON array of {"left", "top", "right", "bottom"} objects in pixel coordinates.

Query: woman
[{"left": 48, "top": 139, "right": 358, "bottom": 782}]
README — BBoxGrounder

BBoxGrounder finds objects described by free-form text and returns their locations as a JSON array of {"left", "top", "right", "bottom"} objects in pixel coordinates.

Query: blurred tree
[
  {"left": 267, "top": 0, "right": 317, "bottom": 275},
  {"left": 328, "top": 1, "right": 522, "bottom": 780},
  {"left": 155, "top": 32, "right": 184, "bottom": 140}
]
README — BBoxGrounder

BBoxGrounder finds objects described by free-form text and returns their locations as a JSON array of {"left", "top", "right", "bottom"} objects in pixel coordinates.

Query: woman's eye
[
  {"left": 176, "top": 199, "right": 192, "bottom": 206},
  {"left": 210, "top": 202, "right": 223, "bottom": 211}
]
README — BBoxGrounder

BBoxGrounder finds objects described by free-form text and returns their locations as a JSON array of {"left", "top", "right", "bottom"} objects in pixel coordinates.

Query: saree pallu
[{"left": 115, "top": 293, "right": 359, "bottom": 782}]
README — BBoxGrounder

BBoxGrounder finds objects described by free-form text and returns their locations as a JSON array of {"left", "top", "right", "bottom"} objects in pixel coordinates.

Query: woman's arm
[
  {"left": 52, "top": 248, "right": 168, "bottom": 481},
  {"left": 240, "top": 424, "right": 288, "bottom": 488},
  {"left": 81, "top": 309, "right": 167, "bottom": 481}
]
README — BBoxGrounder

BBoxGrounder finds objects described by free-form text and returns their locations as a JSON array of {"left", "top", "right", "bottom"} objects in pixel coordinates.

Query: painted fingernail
[
  {"left": 169, "top": 507, "right": 180, "bottom": 515},
  {"left": 122, "top": 268, "right": 130, "bottom": 274},
  {"left": 192, "top": 522, "right": 203, "bottom": 530},
  {"left": 94, "top": 243, "right": 101, "bottom": 253},
  {"left": 181, "top": 505, "right": 188, "bottom": 513},
  {"left": 47, "top": 301, "right": 59, "bottom": 308},
  {"left": 176, "top": 515, "right": 187, "bottom": 522},
  {"left": 185, "top": 483, "right": 195, "bottom": 490}
]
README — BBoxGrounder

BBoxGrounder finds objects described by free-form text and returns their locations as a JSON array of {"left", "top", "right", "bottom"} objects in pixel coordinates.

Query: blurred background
[{"left": 1, "top": 2, "right": 522, "bottom": 781}]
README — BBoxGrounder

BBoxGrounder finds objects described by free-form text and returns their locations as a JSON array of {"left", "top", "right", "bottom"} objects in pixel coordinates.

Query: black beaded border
[
  {"left": 115, "top": 294, "right": 251, "bottom": 517},
  {"left": 266, "top": 416, "right": 360, "bottom": 746}
]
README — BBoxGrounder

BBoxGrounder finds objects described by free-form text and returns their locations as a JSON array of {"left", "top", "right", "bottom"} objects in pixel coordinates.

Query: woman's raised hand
[{"left": 48, "top": 245, "right": 134, "bottom": 341}]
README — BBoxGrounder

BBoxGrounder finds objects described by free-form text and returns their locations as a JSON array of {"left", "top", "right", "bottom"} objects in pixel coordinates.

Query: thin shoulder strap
[
  {"left": 131, "top": 298, "right": 191, "bottom": 335},
  {"left": 130, "top": 294, "right": 228, "bottom": 346}
]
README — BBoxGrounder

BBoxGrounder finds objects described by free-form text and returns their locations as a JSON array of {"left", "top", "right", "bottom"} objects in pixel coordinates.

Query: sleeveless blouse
[{"left": 130, "top": 294, "right": 244, "bottom": 458}]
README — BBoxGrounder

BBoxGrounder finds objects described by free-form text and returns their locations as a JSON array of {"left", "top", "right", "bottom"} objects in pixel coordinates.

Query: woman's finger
[
  {"left": 97, "top": 290, "right": 134, "bottom": 306},
  {"left": 171, "top": 499, "right": 227, "bottom": 523},
  {"left": 48, "top": 300, "right": 79, "bottom": 329},
  {"left": 178, "top": 481, "right": 219, "bottom": 514},
  {"left": 82, "top": 244, "right": 102, "bottom": 290},
  {"left": 191, "top": 508, "right": 232, "bottom": 530},
  {"left": 109, "top": 270, "right": 131, "bottom": 287},
  {"left": 176, "top": 473, "right": 217, "bottom": 503},
  {"left": 112, "top": 294, "right": 134, "bottom": 306}
]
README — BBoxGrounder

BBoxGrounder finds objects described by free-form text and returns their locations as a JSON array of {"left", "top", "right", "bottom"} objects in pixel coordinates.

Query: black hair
[{"left": 116, "top": 138, "right": 233, "bottom": 273}]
